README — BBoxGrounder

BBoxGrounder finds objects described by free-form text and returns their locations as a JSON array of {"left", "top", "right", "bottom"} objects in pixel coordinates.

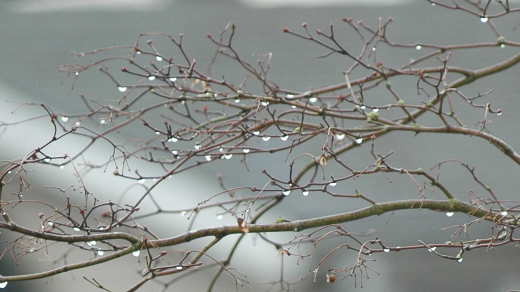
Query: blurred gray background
[{"left": 1, "top": 0, "right": 520, "bottom": 291}]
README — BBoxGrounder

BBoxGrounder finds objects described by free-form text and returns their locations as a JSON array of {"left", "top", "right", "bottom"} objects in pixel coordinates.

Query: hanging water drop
[
  {"left": 428, "top": 247, "right": 436, "bottom": 252},
  {"left": 480, "top": 16, "right": 488, "bottom": 23},
  {"left": 335, "top": 133, "right": 345, "bottom": 140},
  {"left": 59, "top": 165, "right": 65, "bottom": 169},
  {"left": 283, "top": 189, "right": 291, "bottom": 196},
  {"left": 156, "top": 55, "right": 163, "bottom": 61},
  {"left": 219, "top": 147, "right": 224, "bottom": 152},
  {"left": 281, "top": 135, "right": 289, "bottom": 141},
  {"left": 446, "top": 212, "right": 454, "bottom": 217},
  {"left": 194, "top": 144, "right": 202, "bottom": 150},
  {"left": 329, "top": 181, "right": 337, "bottom": 187},
  {"left": 243, "top": 148, "right": 250, "bottom": 153},
  {"left": 155, "top": 131, "right": 161, "bottom": 135},
  {"left": 171, "top": 150, "right": 178, "bottom": 155},
  {"left": 253, "top": 131, "right": 260, "bottom": 136},
  {"left": 309, "top": 97, "right": 318, "bottom": 103},
  {"left": 302, "top": 190, "right": 309, "bottom": 196},
  {"left": 168, "top": 137, "right": 178, "bottom": 142},
  {"left": 0, "top": 282, "right": 7, "bottom": 288},
  {"left": 457, "top": 258, "right": 463, "bottom": 263},
  {"left": 383, "top": 248, "right": 390, "bottom": 253},
  {"left": 118, "top": 86, "right": 127, "bottom": 92},
  {"left": 223, "top": 154, "right": 233, "bottom": 160},
  {"left": 372, "top": 108, "right": 379, "bottom": 113},
  {"left": 235, "top": 99, "right": 241, "bottom": 103},
  {"left": 97, "top": 250, "right": 105, "bottom": 256},
  {"left": 500, "top": 44, "right": 505, "bottom": 48},
  {"left": 138, "top": 179, "right": 145, "bottom": 184},
  {"left": 355, "top": 137, "right": 363, "bottom": 144},
  {"left": 360, "top": 105, "right": 366, "bottom": 110},
  {"left": 132, "top": 250, "right": 140, "bottom": 257},
  {"left": 61, "top": 116, "right": 69, "bottom": 122},
  {"left": 44, "top": 158, "right": 51, "bottom": 163},
  {"left": 431, "top": 2, "right": 435, "bottom": 6},
  {"left": 286, "top": 94, "right": 294, "bottom": 98},
  {"left": 170, "top": 77, "right": 177, "bottom": 82},
  {"left": 205, "top": 155, "right": 212, "bottom": 161},
  {"left": 87, "top": 241, "right": 97, "bottom": 246},
  {"left": 261, "top": 101, "right": 269, "bottom": 106},
  {"left": 181, "top": 211, "right": 187, "bottom": 216},
  {"left": 75, "top": 121, "right": 81, "bottom": 127},
  {"left": 262, "top": 136, "right": 271, "bottom": 142},
  {"left": 415, "top": 45, "right": 422, "bottom": 50},
  {"left": 500, "top": 211, "right": 508, "bottom": 216},
  {"left": 216, "top": 214, "right": 223, "bottom": 220},
  {"left": 148, "top": 75, "right": 156, "bottom": 81}
]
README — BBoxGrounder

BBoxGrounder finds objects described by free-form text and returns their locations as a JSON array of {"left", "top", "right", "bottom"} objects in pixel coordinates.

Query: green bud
[
  {"left": 397, "top": 99, "right": 405, "bottom": 106},
  {"left": 385, "top": 81, "right": 391, "bottom": 89},
  {"left": 236, "top": 89, "right": 243, "bottom": 97},
  {"left": 366, "top": 112, "right": 379, "bottom": 122},
  {"left": 497, "top": 36, "right": 506, "bottom": 45}
]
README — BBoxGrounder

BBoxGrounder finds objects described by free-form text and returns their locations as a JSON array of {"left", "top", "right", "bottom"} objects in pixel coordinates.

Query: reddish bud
[
  {"left": 147, "top": 39, "right": 152, "bottom": 44},
  {"left": 339, "top": 94, "right": 345, "bottom": 99},
  {"left": 302, "top": 22, "right": 307, "bottom": 27},
  {"left": 120, "top": 67, "right": 127, "bottom": 73},
  {"left": 39, "top": 212, "right": 44, "bottom": 218},
  {"left": 80, "top": 209, "right": 85, "bottom": 214},
  {"left": 283, "top": 27, "right": 289, "bottom": 33},
  {"left": 161, "top": 251, "right": 167, "bottom": 256},
  {"left": 327, "top": 274, "right": 336, "bottom": 283},
  {"left": 102, "top": 211, "right": 111, "bottom": 217},
  {"left": 203, "top": 105, "right": 208, "bottom": 112},
  {"left": 207, "top": 33, "right": 211, "bottom": 38},
  {"left": 371, "top": 134, "right": 376, "bottom": 140},
  {"left": 143, "top": 121, "right": 149, "bottom": 126},
  {"left": 376, "top": 61, "right": 382, "bottom": 67},
  {"left": 316, "top": 29, "right": 322, "bottom": 34}
]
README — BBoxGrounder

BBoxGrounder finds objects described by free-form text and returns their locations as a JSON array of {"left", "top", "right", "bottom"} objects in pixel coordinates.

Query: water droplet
[
  {"left": 329, "top": 181, "right": 337, "bottom": 187},
  {"left": 355, "top": 137, "right": 363, "bottom": 144},
  {"left": 75, "top": 72, "right": 79, "bottom": 76},
  {"left": 383, "top": 248, "right": 390, "bottom": 253},
  {"left": 372, "top": 108, "right": 379, "bottom": 113},
  {"left": 47, "top": 221, "right": 54, "bottom": 226},
  {"left": 497, "top": 111, "right": 502, "bottom": 116},
  {"left": 219, "top": 147, "right": 224, "bottom": 152},
  {"left": 235, "top": 99, "right": 240, "bottom": 103},
  {"left": 0, "top": 282, "right": 7, "bottom": 288},
  {"left": 335, "top": 133, "right": 345, "bottom": 140},
  {"left": 283, "top": 189, "right": 291, "bottom": 196},
  {"left": 261, "top": 101, "right": 269, "bottom": 106},
  {"left": 155, "top": 131, "right": 161, "bottom": 135},
  {"left": 302, "top": 190, "right": 309, "bottom": 196},
  {"left": 262, "top": 136, "right": 271, "bottom": 142},
  {"left": 138, "top": 179, "right": 146, "bottom": 184},
  {"left": 309, "top": 97, "right": 318, "bottom": 103},
  {"left": 415, "top": 45, "right": 422, "bottom": 50},
  {"left": 59, "top": 165, "right": 65, "bottom": 169},
  {"left": 480, "top": 16, "right": 488, "bottom": 23},
  {"left": 176, "top": 266, "right": 183, "bottom": 270},
  {"left": 132, "top": 250, "right": 140, "bottom": 257},
  {"left": 446, "top": 212, "right": 454, "bottom": 217},
  {"left": 292, "top": 105, "right": 297, "bottom": 109},
  {"left": 136, "top": 50, "right": 141, "bottom": 55},
  {"left": 431, "top": 2, "right": 435, "bottom": 6},
  {"left": 75, "top": 121, "right": 81, "bottom": 127},
  {"left": 360, "top": 105, "right": 366, "bottom": 110},
  {"left": 73, "top": 227, "right": 79, "bottom": 231},
  {"left": 171, "top": 150, "right": 178, "bottom": 155},
  {"left": 97, "top": 250, "right": 105, "bottom": 256},
  {"left": 181, "top": 211, "right": 187, "bottom": 216},
  {"left": 428, "top": 247, "right": 436, "bottom": 252},
  {"left": 457, "top": 258, "right": 463, "bottom": 263},
  {"left": 205, "top": 155, "right": 212, "bottom": 161},
  {"left": 500, "top": 211, "right": 508, "bottom": 216},
  {"left": 100, "top": 119, "right": 107, "bottom": 125},
  {"left": 216, "top": 214, "right": 223, "bottom": 220},
  {"left": 61, "top": 116, "right": 69, "bottom": 122},
  {"left": 168, "top": 137, "right": 178, "bottom": 142},
  {"left": 87, "top": 241, "right": 96, "bottom": 246},
  {"left": 500, "top": 44, "right": 506, "bottom": 48},
  {"left": 194, "top": 144, "right": 202, "bottom": 150},
  {"left": 170, "top": 77, "right": 177, "bottom": 82},
  {"left": 156, "top": 55, "right": 163, "bottom": 61},
  {"left": 253, "top": 131, "right": 260, "bottom": 136},
  {"left": 223, "top": 154, "right": 233, "bottom": 160},
  {"left": 286, "top": 94, "right": 294, "bottom": 98},
  {"left": 118, "top": 86, "right": 127, "bottom": 92},
  {"left": 372, "top": 47, "right": 376, "bottom": 51},
  {"left": 280, "top": 135, "right": 289, "bottom": 141},
  {"left": 148, "top": 75, "right": 156, "bottom": 81},
  {"left": 243, "top": 148, "right": 250, "bottom": 153},
  {"left": 44, "top": 158, "right": 51, "bottom": 163}
]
